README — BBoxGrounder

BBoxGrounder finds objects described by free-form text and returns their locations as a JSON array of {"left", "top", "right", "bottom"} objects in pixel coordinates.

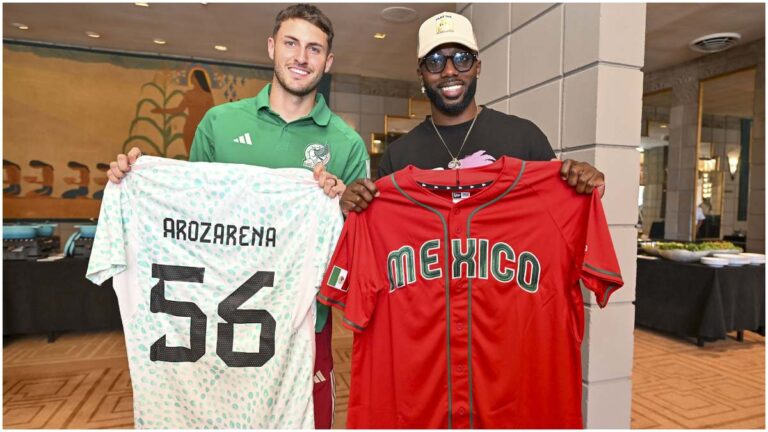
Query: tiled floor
[
  {"left": 631, "top": 327, "right": 764, "bottom": 429},
  {"left": 3, "top": 310, "right": 764, "bottom": 429}
]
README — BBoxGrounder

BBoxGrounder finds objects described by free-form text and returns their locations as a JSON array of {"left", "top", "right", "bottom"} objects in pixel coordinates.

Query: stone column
[
  {"left": 665, "top": 79, "right": 700, "bottom": 241},
  {"left": 460, "top": 3, "right": 644, "bottom": 428}
]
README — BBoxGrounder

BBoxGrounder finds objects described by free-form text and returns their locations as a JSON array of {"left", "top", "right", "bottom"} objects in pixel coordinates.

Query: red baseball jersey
[{"left": 319, "top": 156, "right": 623, "bottom": 428}]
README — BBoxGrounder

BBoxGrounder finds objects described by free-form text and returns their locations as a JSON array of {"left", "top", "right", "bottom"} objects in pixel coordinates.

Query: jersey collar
[
  {"left": 255, "top": 83, "right": 332, "bottom": 126},
  {"left": 394, "top": 156, "right": 525, "bottom": 210}
]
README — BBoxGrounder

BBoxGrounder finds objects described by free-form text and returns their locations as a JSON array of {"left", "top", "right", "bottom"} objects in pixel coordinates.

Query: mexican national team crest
[{"left": 303, "top": 143, "right": 331, "bottom": 169}]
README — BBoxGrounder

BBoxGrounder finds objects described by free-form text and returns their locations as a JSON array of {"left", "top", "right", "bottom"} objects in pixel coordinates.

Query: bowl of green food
[{"left": 657, "top": 242, "right": 710, "bottom": 262}]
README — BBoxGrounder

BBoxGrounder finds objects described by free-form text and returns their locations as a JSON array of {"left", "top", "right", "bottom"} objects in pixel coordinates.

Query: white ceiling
[{"left": 3, "top": 3, "right": 764, "bottom": 80}]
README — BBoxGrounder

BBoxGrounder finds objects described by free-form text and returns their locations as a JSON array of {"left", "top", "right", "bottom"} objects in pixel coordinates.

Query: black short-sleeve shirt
[{"left": 378, "top": 107, "right": 555, "bottom": 177}]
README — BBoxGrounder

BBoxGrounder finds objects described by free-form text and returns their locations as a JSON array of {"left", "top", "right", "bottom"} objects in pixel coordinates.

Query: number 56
[{"left": 149, "top": 263, "right": 276, "bottom": 367}]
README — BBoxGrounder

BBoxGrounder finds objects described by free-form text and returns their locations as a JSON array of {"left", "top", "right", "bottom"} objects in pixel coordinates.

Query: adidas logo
[
  {"left": 234, "top": 133, "right": 252, "bottom": 145},
  {"left": 313, "top": 371, "right": 326, "bottom": 383}
]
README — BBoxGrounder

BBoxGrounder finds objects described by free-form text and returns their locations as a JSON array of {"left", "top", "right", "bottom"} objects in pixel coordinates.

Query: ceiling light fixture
[
  {"left": 214, "top": 45, "right": 228, "bottom": 52},
  {"left": 374, "top": 33, "right": 386, "bottom": 39},
  {"left": 12, "top": 22, "right": 29, "bottom": 30},
  {"left": 135, "top": 2, "right": 149, "bottom": 7},
  {"left": 86, "top": 31, "right": 101, "bottom": 38},
  {"left": 153, "top": 38, "right": 166, "bottom": 45},
  {"left": 380, "top": 6, "right": 418, "bottom": 23}
]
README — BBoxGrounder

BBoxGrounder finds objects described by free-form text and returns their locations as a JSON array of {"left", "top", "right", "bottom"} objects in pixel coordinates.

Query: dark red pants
[{"left": 313, "top": 313, "right": 335, "bottom": 428}]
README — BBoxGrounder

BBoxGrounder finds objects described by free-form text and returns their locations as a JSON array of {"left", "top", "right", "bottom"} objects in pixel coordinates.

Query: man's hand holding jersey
[
  {"left": 341, "top": 178, "right": 379, "bottom": 215},
  {"left": 340, "top": 159, "right": 606, "bottom": 215},
  {"left": 106, "top": 146, "right": 346, "bottom": 198},
  {"left": 107, "top": 147, "right": 143, "bottom": 184},
  {"left": 312, "top": 164, "right": 346, "bottom": 198},
  {"left": 558, "top": 159, "right": 606, "bottom": 197}
]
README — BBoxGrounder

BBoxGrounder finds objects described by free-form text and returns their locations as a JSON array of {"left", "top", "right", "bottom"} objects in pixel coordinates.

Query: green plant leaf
[
  {"left": 142, "top": 82, "right": 165, "bottom": 98},
  {"left": 167, "top": 132, "right": 184, "bottom": 144},
  {"left": 134, "top": 98, "right": 161, "bottom": 117},
  {"left": 129, "top": 116, "right": 163, "bottom": 135}
]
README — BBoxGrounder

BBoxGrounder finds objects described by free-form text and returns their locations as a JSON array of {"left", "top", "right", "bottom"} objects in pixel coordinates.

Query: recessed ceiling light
[
  {"left": 214, "top": 45, "right": 228, "bottom": 51},
  {"left": 380, "top": 6, "right": 418, "bottom": 23},
  {"left": 86, "top": 31, "right": 101, "bottom": 38},
  {"left": 135, "top": 2, "right": 149, "bottom": 7},
  {"left": 12, "top": 22, "right": 29, "bottom": 30},
  {"left": 153, "top": 38, "right": 167, "bottom": 45},
  {"left": 374, "top": 33, "right": 386, "bottom": 39}
]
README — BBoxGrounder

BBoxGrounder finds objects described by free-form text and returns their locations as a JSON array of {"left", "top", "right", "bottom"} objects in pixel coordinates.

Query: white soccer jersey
[{"left": 86, "top": 156, "right": 343, "bottom": 429}]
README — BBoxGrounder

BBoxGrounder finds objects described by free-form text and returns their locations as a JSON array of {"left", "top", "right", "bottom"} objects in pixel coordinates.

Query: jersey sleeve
[
  {"left": 527, "top": 162, "right": 623, "bottom": 308},
  {"left": 579, "top": 190, "right": 624, "bottom": 308},
  {"left": 314, "top": 209, "right": 345, "bottom": 287},
  {"left": 86, "top": 181, "right": 130, "bottom": 285},
  {"left": 317, "top": 212, "right": 383, "bottom": 333}
]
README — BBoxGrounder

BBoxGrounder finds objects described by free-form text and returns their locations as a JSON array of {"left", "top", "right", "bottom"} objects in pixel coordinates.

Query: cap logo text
[{"left": 435, "top": 15, "right": 454, "bottom": 34}]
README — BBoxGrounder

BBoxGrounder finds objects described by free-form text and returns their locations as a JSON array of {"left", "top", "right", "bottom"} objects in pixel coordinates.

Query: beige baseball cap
[{"left": 417, "top": 12, "right": 479, "bottom": 59}]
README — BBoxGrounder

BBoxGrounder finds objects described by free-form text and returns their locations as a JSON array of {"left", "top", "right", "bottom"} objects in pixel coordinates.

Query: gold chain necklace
[{"left": 429, "top": 111, "right": 480, "bottom": 169}]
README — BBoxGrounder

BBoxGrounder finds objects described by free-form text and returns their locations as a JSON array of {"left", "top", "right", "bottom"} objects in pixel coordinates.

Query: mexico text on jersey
[
  {"left": 86, "top": 157, "right": 343, "bottom": 429},
  {"left": 384, "top": 239, "right": 541, "bottom": 291},
  {"left": 319, "top": 156, "right": 623, "bottom": 428}
]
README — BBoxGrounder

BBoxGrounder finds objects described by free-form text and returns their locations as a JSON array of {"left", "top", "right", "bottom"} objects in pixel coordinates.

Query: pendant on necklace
[{"left": 448, "top": 158, "right": 461, "bottom": 169}]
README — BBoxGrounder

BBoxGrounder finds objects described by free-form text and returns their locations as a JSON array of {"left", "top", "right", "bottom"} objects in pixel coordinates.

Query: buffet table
[
  {"left": 635, "top": 256, "right": 765, "bottom": 345},
  {"left": 3, "top": 257, "right": 121, "bottom": 340}
]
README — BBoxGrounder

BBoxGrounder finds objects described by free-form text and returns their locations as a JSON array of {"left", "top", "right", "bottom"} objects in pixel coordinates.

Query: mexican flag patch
[{"left": 327, "top": 266, "right": 348, "bottom": 291}]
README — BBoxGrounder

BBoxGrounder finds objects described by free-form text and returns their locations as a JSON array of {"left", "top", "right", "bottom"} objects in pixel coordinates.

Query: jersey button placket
[
  {"left": 452, "top": 208, "right": 462, "bottom": 235},
  {"left": 448, "top": 206, "right": 470, "bottom": 429}
]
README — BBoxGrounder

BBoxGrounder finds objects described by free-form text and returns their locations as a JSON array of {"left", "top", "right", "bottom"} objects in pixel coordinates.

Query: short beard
[
  {"left": 273, "top": 65, "right": 323, "bottom": 97},
  {"left": 425, "top": 76, "right": 478, "bottom": 116}
]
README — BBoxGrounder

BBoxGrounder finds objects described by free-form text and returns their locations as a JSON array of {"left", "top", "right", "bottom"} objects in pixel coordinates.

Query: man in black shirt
[{"left": 341, "top": 11, "right": 605, "bottom": 213}]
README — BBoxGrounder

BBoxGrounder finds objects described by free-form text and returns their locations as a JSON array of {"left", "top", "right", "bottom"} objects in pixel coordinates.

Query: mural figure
[
  {"left": 151, "top": 68, "right": 215, "bottom": 155},
  {"left": 92, "top": 163, "right": 110, "bottom": 200},
  {"left": 3, "top": 159, "right": 22, "bottom": 196},
  {"left": 62, "top": 161, "right": 90, "bottom": 198},
  {"left": 24, "top": 160, "right": 54, "bottom": 197}
]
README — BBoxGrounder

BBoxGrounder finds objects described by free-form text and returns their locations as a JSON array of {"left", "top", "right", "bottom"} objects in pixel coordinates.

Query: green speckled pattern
[{"left": 87, "top": 156, "right": 343, "bottom": 429}]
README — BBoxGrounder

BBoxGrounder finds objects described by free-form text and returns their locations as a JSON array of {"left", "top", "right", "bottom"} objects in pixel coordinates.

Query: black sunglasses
[{"left": 420, "top": 51, "right": 478, "bottom": 74}]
